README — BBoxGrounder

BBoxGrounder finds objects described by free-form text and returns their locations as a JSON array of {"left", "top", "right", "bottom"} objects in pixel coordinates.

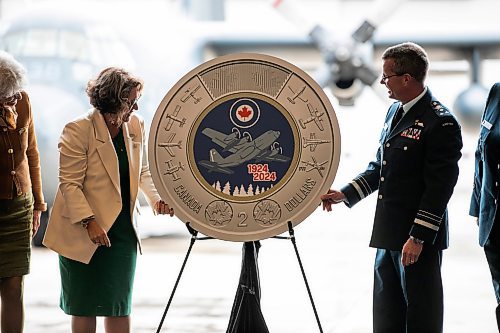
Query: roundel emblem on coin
[
  {"left": 230, "top": 98, "right": 260, "bottom": 128},
  {"left": 149, "top": 53, "right": 341, "bottom": 241}
]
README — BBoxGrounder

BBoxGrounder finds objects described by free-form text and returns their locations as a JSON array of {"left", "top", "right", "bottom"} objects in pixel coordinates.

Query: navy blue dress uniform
[
  {"left": 341, "top": 88, "right": 462, "bottom": 333},
  {"left": 470, "top": 82, "right": 500, "bottom": 329}
]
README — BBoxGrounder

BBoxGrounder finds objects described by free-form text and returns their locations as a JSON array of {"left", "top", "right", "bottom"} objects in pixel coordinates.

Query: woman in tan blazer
[{"left": 44, "top": 67, "right": 174, "bottom": 333}]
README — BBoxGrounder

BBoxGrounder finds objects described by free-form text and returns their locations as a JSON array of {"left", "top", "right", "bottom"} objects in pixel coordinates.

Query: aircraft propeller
[
  {"left": 271, "top": 142, "right": 283, "bottom": 154},
  {"left": 273, "top": 0, "right": 407, "bottom": 106}
]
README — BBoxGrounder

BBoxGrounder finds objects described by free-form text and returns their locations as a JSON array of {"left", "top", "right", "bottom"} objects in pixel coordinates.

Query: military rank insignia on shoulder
[{"left": 430, "top": 101, "right": 450, "bottom": 117}]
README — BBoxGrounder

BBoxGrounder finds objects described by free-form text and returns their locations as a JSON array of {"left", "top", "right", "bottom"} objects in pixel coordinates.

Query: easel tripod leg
[
  {"left": 156, "top": 223, "right": 198, "bottom": 333},
  {"left": 287, "top": 221, "right": 324, "bottom": 333}
]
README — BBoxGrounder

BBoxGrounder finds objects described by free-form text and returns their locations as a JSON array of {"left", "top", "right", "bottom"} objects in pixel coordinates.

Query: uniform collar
[
  {"left": 401, "top": 86, "right": 427, "bottom": 114},
  {"left": 386, "top": 89, "right": 433, "bottom": 141}
]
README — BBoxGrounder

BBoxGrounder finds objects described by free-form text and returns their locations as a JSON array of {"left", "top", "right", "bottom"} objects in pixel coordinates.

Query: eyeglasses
[
  {"left": 0, "top": 92, "right": 22, "bottom": 105},
  {"left": 380, "top": 73, "right": 404, "bottom": 83},
  {"left": 127, "top": 95, "right": 141, "bottom": 110}
]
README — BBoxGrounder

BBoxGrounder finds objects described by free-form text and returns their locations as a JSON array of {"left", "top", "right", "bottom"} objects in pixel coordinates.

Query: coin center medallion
[{"left": 190, "top": 93, "right": 298, "bottom": 202}]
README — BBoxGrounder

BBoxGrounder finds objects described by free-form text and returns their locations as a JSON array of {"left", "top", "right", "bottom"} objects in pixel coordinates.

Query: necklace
[{"left": 112, "top": 127, "right": 125, "bottom": 152}]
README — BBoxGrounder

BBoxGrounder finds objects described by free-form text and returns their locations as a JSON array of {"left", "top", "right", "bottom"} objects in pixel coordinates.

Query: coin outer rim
[{"left": 148, "top": 53, "right": 341, "bottom": 241}]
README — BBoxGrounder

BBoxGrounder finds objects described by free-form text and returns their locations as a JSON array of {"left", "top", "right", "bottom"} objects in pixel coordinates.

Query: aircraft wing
[
  {"left": 165, "top": 146, "right": 175, "bottom": 156},
  {"left": 158, "top": 144, "right": 175, "bottom": 157},
  {"left": 202, "top": 128, "right": 233, "bottom": 150},
  {"left": 198, "top": 160, "right": 234, "bottom": 175},
  {"left": 164, "top": 118, "right": 173, "bottom": 131},
  {"left": 266, "top": 154, "right": 291, "bottom": 163},
  {"left": 255, "top": 150, "right": 291, "bottom": 163},
  {"left": 200, "top": 28, "right": 500, "bottom": 64}
]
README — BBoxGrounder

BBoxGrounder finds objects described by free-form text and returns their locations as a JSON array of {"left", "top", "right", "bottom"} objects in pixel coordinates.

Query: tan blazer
[{"left": 43, "top": 109, "right": 160, "bottom": 263}]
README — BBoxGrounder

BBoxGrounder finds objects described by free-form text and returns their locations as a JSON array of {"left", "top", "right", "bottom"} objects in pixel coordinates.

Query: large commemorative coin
[{"left": 149, "top": 53, "right": 341, "bottom": 242}]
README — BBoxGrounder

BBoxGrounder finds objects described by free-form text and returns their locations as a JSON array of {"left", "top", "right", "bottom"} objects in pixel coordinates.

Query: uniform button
[
  {"left": 498, "top": 164, "right": 500, "bottom": 170},
  {"left": 380, "top": 177, "right": 385, "bottom": 182},
  {"left": 378, "top": 195, "right": 383, "bottom": 199},
  {"left": 11, "top": 170, "right": 16, "bottom": 175},
  {"left": 8, "top": 149, "right": 13, "bottom": 154},
  {"left": 382, "top": 160, "right": 387, "bottom": 165},
  {"left": 3, "top": 128, "right": 7, "bottom": 132},
  {"left": 386, "top": 143, "right": 390, "bottom": 148},
  {"left": 404, "top": 146, "right": 408, "bottom": 150},
  {"left": 496, "top": 182, "right": 498, "bottom": 187}
]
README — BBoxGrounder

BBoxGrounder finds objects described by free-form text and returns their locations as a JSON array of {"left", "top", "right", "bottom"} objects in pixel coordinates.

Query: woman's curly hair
[
  {"left": 86, "top": 67, "right": 143, "bottom": 114},
  {"left": 0, "top": 51, "right": 27, "bottom": 99}
]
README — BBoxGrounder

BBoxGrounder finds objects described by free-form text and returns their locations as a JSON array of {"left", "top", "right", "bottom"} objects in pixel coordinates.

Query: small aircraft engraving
[
  {"left": 163, "top": 159, "right": 185, "bottom": 181},
  {"left": 158, "top": 133, "right": 182, "bottom": 157},
  {"left": 164, "top": 105, "right": 186, "bottom": 131},
  {"left": 301, "top": 156, "right": 327, "bottom": 178},
  {"left": 180, "top": 84, "right": 202, "bottom": 104},
  {"left": 299, "top": 103, "right": 325, "bottom": 131},
  {"left": 302, "top": 133, "right": 331, "bottom": 152},
  {"left": 287, "top": 85, "right": 308, "bottom": 104}
]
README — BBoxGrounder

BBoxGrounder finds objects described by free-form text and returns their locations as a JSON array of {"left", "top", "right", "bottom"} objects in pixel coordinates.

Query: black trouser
[
  {"left": 373, "top": 247, "right": 443, "bottom": 333},
  {"left": 484, "top": 219, "right": 500, "bottom": 331}
]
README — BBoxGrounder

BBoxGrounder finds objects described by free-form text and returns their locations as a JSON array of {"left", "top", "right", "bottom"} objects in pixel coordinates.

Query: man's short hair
[{"left": 382, "top": 42, "right": 428, "bottom": 83}]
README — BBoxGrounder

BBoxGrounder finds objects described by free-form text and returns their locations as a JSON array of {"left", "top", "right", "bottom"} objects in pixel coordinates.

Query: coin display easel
[
  {"left": 155, "top": 221, "right": 323, "bottom": 333},
  {"left": 149, "top": 54, "right": 339, "bottom": 333}
]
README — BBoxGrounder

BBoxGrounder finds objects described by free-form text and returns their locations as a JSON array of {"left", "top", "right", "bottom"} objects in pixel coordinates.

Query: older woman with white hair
[{"left": 0, "top": 51, "right": 46, "bottom": 332}]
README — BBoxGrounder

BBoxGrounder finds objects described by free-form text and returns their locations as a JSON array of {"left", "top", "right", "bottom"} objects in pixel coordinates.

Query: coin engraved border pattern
[{"left": 149, "top": 53, "right": 341, "bottom": 242}]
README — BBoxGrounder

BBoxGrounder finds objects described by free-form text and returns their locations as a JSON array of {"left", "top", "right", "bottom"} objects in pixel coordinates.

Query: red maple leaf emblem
[{"left": 238, "top": 106, "right": 252, "bottom": 120}]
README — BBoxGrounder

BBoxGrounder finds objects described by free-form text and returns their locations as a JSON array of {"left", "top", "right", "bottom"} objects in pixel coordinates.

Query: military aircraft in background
[
  {"left": 0, "top": 6, "right": 140, "bottom": 244},
  {"left": 201, "top": 0, "right": 500, "bottom": 128},
  {"left": 1, "top": 0, "right": 499, "bottom": 244}
]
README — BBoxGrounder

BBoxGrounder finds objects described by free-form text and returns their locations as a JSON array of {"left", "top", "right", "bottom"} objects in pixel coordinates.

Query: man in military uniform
[{"left": 321, "top": 42, "right": 462, "bottom": 333}]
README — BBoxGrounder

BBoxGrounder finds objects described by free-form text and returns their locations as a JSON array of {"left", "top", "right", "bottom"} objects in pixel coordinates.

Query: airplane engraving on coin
[
  {"left": 164, "top": 105, "right": 186, "bottom": 131},
  {"left": 299, "top": 103, "right": 325, "bottom": 131},
  {"left": 149, "top": 53, "right": 341, "bottom": 241},
  {"left": 198, "top": 128, "right": 290, "bottom": 175},
  {"left": 287, "top": 85, "right": 308, "bottom": 104},
  {"left": 157, "top": 133, "right": 182, "bottom": 157},
  {"left": 302, "top": 133, "right": 331, "bottom": 152},
  {"left": 163, "top": 160, "right": 184, "bottom": 181}
]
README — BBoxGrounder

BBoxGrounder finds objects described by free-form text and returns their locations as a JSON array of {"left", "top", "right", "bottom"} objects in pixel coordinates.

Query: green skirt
[
  {"left": 59, "top": 210, "right": 137, "bottom": 317},
  {"left": 0, "top": 193, "right": 33, "bottom": 278},
  {"left": 60, "top": 129, "right": 137, "bottom": 316}
]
